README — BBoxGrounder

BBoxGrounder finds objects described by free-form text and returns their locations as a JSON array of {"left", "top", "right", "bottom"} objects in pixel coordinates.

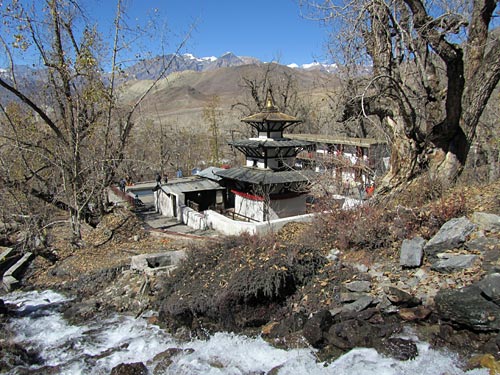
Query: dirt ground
[{"left": 23, "top": 207, "right": 211, "bottom": 290}]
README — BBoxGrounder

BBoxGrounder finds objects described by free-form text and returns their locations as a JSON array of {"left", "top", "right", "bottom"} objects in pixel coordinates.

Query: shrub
[
  {"left": 310, "top": 202, "right": 394, "bottom": 252},
  {"left": 158, "top": 233, "right": 327, "bottom": 331}
]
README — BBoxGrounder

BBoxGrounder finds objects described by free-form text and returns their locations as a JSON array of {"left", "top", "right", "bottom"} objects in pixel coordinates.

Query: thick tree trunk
[{"left": 377, "top": 116, "right": 463, "bottom": 196}]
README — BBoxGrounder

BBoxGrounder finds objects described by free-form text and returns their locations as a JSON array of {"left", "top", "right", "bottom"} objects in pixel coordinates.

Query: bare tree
[
  {"left": 0, "top": 0, "right": 191, "bottom": 244},
  {"left": 232, "top": 63, "right": 308, "bottom": 120},
  {"left": 300, "top": 0, "right": 500, "bottom": 193},
  {"left": 203, "top": 95, "right": 223, "bottom": 165}
]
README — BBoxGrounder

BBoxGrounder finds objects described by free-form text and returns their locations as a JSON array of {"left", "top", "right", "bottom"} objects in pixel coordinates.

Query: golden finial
[{"left": 264, "top": 89, "right": 278, "bottom": 112}]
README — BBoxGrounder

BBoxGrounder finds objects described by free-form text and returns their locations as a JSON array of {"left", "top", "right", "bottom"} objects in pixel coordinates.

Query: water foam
[{"left": 3, "top": 290, "right": 489, "bottom": 375}]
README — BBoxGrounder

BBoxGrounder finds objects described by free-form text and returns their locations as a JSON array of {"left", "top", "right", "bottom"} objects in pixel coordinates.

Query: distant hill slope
[
  {"left": 121, "top": 62, "right": 338, "bottom": 132},
  {"left": 1, "top": 53, "right": 339, "bottom": 133}
]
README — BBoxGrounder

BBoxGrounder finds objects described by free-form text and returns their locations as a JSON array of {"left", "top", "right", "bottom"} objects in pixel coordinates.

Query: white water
[{"left": 3, "top": 290, "right": 488, "bottom": 375}]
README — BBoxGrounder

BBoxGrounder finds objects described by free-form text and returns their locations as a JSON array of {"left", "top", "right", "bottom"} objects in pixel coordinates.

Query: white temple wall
[
  {"left": 246, "top": 159, "right": 267, "bottom": 169},
  {"left": 234, "top": 194, "right": 265, "bottom": 221},
  {"left": 253, "top": 131, "right": 282, "bottom": 139}
]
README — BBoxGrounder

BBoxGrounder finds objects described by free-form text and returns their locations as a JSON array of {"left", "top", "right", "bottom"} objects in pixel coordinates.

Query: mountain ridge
[{"left": 122, "top": 51, "right": 338, "bottom": 80}]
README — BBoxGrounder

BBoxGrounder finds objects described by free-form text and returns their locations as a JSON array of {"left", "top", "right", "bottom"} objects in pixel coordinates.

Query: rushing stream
[{"left": 2, "top": 290, "right": 488, "bottom": 375}]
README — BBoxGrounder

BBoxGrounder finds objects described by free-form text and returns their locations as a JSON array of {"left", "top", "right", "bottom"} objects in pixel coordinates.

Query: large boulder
[
  {"left": 431, "top": 254, "right": 479, "bottom": 273},
  {"left": 477, "top": 273, "right": 500, "bottom": 306},
  {"left": 400, "top": 237, "right": 425, "bottom": 268},
  {"left": 424, "top": 217, "right": 476, "bottom": 258},
  {"left": 435, "top": 284, "right": 500, "bottom": 331},
  {"left": 302, "top": 310, "right": 334, "bottom": 348}
]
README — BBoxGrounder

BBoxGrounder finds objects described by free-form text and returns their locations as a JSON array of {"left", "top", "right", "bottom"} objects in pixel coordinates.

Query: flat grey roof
[
  {"left": 163, "top": 176, "right": 225, "bottom": 194},
  {"left": 197, "top": 167, "right": 225, "bottom": 181},
  {"left": 287, "top": 133, "right": 386, "bottom": 147}
]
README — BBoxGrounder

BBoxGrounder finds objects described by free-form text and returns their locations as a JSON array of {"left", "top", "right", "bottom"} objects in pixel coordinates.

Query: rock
[
  {"left": 414, "top": 269, "right": 428, "bottom": 280},
  {"left": 0, "top": 299, "right": 6, "bottom": 315},
  {"left": 378, "top": 337, "right": 418, "bottom": 361},
  {"left": 435, "top": 284, "right": 500, "bottom": 331},
  {"left": 326, "top": 249, "right": 340, "bottom": 262},
  {"left": 398, "top": 306, "right": 432, "bottom": 321},
  {"left": 467, "top": 237, "right": 500, "bottom": 273},
  {"left": 267, "top": 364, "right": 284, "bottom": 375},
  {"left": 478, "top": 273, "right": 500, "bottom": 305},
  {"left": 265, "top": 313, "right": 307, "bottom": 338},
  {"left": 337, "top": 307, "right": 378, "bottom": 322},
  {"left": 352, "top": 263, "right": 369, "bottom": 273},
  {"left": 110, "top": 362, "right": 148, "bottom": 375},
  {"left": 385, "top": 287, "right": 421, "bottom": 307},
  {"left": 302, "top": 310, "right": 333, "bottom": 348},
  {"left": 431, "top": 254, "right": 478, "bottom": 273},
  {"left": 0, "top": 341, "right": 42, "bottom": 372},
  {"left": 151, "top": 348, "right": 194, "bottom": 373},
  {"left": 467, "top": 354, "right": 500, "bottom": 374},
  {"left": 471, "top": 212, "right": 500, "bottom": 233},
  {"left": 400, "top": 237, "right": 425, "bottom": 268},
  {"left": 465, "top": 236, "right": 500, "bottom": 253},
  {"left": 326, "top": 319, "right": 373, "bottom": 350},
  {"left": 424, "top": 217, "right": 476, "bottom": 258},
  {"left": 345, "top": 280, "right": 371, "bottom": 293},
  {"left": 261, "top": 321, "right": 280, "bottom": 336},
  {"left": 340, "top": 292, "right": 366, "bottom": 303},
  {"left": 342, "top": 296, "right": 374, "bottom": 313},
  {"left": 325, "top": 317, "right": 400, "bottom": 352}
]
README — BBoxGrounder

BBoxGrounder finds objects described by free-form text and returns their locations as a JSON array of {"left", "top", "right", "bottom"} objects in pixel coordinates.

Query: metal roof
[
  {"left": 287, "top": 133, "right": 387, "bottom": 147},
  {"left": 197, "top": 166, "right": 225, "bottom": 181},
  {"left": 163, "top": 176, "right": 225, "bottom": 195},
  {"left": 215, "top": 167, "right": 314, "bottom": 185}
]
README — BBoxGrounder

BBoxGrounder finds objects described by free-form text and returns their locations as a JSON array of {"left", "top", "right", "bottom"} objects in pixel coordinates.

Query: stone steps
[{"left": 1, "top": 248, "right": 33, "bottom": 292}]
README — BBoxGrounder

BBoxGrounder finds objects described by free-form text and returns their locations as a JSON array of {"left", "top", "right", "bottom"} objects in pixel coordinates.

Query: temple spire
[{"left": 263, "top": 89, "right": 278, "bottom": 113}]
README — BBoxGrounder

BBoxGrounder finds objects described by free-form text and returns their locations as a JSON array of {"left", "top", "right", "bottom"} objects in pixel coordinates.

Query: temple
[{"left": 215, "top": 92, "right": 315, "bottom": 222}]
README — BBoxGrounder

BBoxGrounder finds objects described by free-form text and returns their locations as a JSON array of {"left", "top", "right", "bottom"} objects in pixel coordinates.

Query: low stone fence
[
  {"left": 180, "top": 206, "right": 208, "bottom": 231},
  {"left": 177, "top": 207, "right": 315, "bottom": 236}
]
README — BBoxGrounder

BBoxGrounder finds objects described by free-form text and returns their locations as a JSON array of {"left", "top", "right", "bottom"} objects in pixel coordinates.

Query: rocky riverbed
[{"left": 1, "top": 184, "right": 500, "bottom": 373}]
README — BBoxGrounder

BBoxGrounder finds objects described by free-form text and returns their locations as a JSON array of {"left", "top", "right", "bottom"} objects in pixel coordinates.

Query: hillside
[
  {"left": 8, "top": 179, "right": 499, "bottom": 372},
  {"left": 119, "top": 63, "right": 340, "bottom": 132}
]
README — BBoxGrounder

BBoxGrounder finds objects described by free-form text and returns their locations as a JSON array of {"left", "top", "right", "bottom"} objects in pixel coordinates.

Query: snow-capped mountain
[
  {"left": 123, "top": 52, "right": 262, "bottom": 80},
  {"left": 122, "top": 52, "right": 336, "bottom": 80},
  {"left": 288, "top": 61, "right": 338, "bottom": 73}
]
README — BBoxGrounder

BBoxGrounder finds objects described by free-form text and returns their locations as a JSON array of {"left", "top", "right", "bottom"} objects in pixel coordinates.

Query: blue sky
[{"left": 92, "top": 0, "right": 329, "bottom": 66}]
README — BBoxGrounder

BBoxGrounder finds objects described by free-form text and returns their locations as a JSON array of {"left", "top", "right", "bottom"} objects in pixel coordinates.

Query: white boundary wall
[
  {"left": 194, "top": 209, "right": 315, "bottom": 236},
  {"left": 156, "top": 188, "right": 361, "bottom": 236}
]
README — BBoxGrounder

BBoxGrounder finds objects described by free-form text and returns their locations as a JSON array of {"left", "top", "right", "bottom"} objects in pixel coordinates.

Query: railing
[{"left": 110, "top": 185, "right": 137, "bottom": 208}]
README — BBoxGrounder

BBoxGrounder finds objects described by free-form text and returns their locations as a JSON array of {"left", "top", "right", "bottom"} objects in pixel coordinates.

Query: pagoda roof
[
  {"left": 229, "top": 138, "right": 315, "bottom": 149},
  {"left": 241, "top": 93, "right": 302, "bottom": 124},
  {"left": 215, "top": 167, "right": 314, "bottom": 185},
  {"left": 241, "top": 111, "right": 301, "bottom": 124}
]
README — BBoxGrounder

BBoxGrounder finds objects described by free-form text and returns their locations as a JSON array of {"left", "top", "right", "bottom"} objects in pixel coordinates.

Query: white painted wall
[
  {"left": 180, "top": 206, "right": 208, "bottom": 230},
  {"left": 234, "top": 194, "right": 265, "bottom": 221},
  {"left": 204, "top": 210, "right": 315, "bottom": 236},
  {"left": 155, "top": 189, "right": 184, "bottom": 219}
]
